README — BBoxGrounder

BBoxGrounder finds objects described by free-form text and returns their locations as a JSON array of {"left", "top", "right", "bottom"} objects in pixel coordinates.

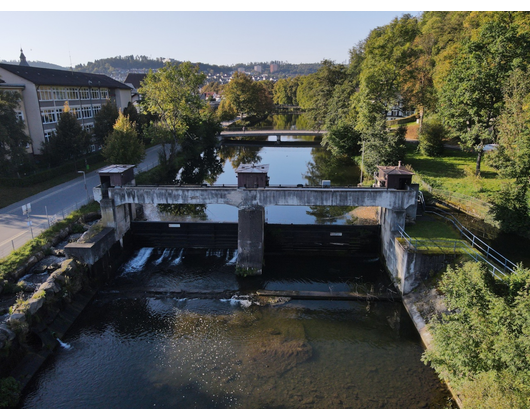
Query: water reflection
[{"left": 21, "top": 253, "right": 454, "bottom": 409}]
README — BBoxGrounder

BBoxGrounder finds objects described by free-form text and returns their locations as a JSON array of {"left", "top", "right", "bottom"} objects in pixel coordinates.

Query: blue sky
[{"left": 0, "top": 9, "right": 421, "bottom": 68}]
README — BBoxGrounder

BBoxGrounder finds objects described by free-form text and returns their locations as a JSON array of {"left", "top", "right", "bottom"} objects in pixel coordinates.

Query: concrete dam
[{"left": 66, "top": 164, "right": 421, "bottom": 292}]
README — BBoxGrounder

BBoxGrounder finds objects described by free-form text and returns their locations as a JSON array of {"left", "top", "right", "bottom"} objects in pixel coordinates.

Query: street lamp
[{"left": 78, "top": 171, "right": 89, "bottom": 203}]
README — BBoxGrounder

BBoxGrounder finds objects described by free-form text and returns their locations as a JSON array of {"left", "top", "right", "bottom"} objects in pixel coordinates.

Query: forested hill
[{"left": 73, "top": 55, "right": 320, "bottom": 80}]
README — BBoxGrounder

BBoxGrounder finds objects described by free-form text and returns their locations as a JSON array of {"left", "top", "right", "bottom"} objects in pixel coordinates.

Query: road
[{"left": 0, "top": 145, "right": 163, "bottom": 259}]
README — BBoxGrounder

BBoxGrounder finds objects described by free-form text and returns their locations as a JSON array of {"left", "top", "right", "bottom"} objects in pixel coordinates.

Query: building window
[
  {"left": 70, "top": 106, "right": 81, "bottom": 119},
  {"left": 38, "top": 87, "right": 53, "bottom": 101},
  {"left": 66, "top": 88, "right": 79, "bottom": 100},
  {"left": 93, "top": 104, "right": 101, "bottom": 115},
  {"left": 80, "top": 106, "right": 93, "bottom": 119},
  {"left": 83, "top": 122, "right": 94, "bottom": 132},
  {"left": 41, "top": 108, "right": 57, "bottom": 124},
  {"left": 90, "top": 88, "right": 100, "bottom": 99},
  {"left": 80, "top": 88, "right": 90, "bottom": 100},
  {"left": 100, "top": 88, "right": 109, "bottom": 99},
  {"left": 44, "top": 129, "right": 56, "bottom": 142},
  {"left": 16, "top": 111, "right": 24, "bottom": 121},
  {"left": 53, "top": 88, "right": 66, "bottom": 101}
]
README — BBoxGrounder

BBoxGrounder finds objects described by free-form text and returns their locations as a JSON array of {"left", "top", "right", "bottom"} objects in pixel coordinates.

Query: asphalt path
[{"left": 0, "top": 145, "right": 163, "bottom": 258}]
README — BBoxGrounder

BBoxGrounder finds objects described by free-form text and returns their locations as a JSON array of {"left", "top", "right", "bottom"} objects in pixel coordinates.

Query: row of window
[
  {"left": 38, "top": 86, "right": 110, "bottom": 101},
  {"left": 41, "top": 105, "right": 101, "bottom": 124},
  {"left": 43, "top": 122, "right": 95, "bottom": 142}
]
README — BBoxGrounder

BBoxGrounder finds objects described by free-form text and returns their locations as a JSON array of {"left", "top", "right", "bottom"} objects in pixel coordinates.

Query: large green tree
[
  {"left": 296, "top": 60, "right": 349, "bottom": 130},
  {"left": 139, "top": 61, "right": 219, "bottom": 183},
  {"left": 423, "top": 261, "right": 530, "bottom": 408},
  {"left": 355, "top": 13, "right": 419, "bottom": 131},
  {"left": 221, "top": 71, "right": 273, "bottom": 121},
  {"left": 41, "top": 103, "right": 91, "bottom": 168},
  {"left": 438, "top": 14, "right": 530, "bottom": 175},
  {"left": 0, "top": 90, "right": 31, "bottom": 177}
]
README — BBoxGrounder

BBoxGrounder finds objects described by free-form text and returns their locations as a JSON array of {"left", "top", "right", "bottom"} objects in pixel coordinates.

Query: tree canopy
[
  {"left": 0, "top": 90, "right": 31, "bottom": 177},
  {"left": 102, "top": 112, "right": 146, "bottom": 165}
]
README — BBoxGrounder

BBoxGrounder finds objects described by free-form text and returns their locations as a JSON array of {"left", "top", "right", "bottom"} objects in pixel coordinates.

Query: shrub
[
  {"left": 418, "top": 115, "right": 446, "bottom": 157},
  {"left": 0, "top": 377, "right": 21, "bottom": 408}
]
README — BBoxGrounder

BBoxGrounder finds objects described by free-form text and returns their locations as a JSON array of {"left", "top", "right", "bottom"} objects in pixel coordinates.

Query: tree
[
  {"left": 222, "top": 71, "right": 273, "bottom": 120},
  {"left": 438, "top": 16, "right": 530, "bottom": 175},
  {"left": 296, "top": 60, "right": 349, "bottom": 129},
  {"left": 139, "top": 62, "right": 218, "bottom": 183},
  {"left": 93, "top": 100, "right": 119, "bottom": 147},
  {"left": 422, "top": 261, "right": 530, "bottom": 408},
  {"left": 356, "top": 14, "right": 419, "bottom": 124},
  {"left": 102, "top": 112, "right": 146, "bottom": 165},
  {"left": 417, "top": 115, "right": 446, "bottom": 157},
  {"left": 41, "top": 102, "right": 90, "bottom": 168},
  {"left": 360, "top": 114, "right": 406, "bottom": 175},
  {"left": 488, "top": 68, "right": 530, "bottom": 232},
  {"left": 0, "top": 90, "right": 31, "bottom": 177},
  {"left": 273, "top": 77, "right": 300, "bottom": 106}
]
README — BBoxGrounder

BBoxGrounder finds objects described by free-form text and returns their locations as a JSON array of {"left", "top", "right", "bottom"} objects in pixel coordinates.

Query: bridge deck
[{"left": 220, "top": 129, "right": 327, "bottom": 137}]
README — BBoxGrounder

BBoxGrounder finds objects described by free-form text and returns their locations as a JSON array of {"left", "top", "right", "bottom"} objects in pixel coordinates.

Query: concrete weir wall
[
  {"left": 93, "top": 185, "right": 418, "bottom": 279},
  {"left": 380, "top": 207, "right": 447, "bottom": 294}
]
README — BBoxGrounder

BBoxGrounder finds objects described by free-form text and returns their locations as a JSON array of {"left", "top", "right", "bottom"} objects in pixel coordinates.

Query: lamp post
[{"left": 78, "top": 171, "right": 89, "bottom": 203}]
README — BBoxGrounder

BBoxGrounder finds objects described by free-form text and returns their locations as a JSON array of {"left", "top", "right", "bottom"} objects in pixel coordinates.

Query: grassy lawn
[{"left": 404, "top": 143, "right": 507, "bottom": 203}]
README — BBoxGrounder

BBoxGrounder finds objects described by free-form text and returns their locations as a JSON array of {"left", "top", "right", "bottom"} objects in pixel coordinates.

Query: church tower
[{"left": 19, "top": 49, "right": 29, "bottom": 66}]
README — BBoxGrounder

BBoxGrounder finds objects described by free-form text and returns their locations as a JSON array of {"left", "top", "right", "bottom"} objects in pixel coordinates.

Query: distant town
[{"left": 0, "top": 55, "right": 322, "bottom": 84}]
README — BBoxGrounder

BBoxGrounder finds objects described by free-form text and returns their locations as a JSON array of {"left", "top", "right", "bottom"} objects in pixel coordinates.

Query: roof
[
  {"left": 0, "top": 63, "right": 131, "bottom": 90},
  {"left": 98, "top": 164, "right": 135, "bottom": 174},
  {"left": 377, "top": 165, "right": 414, "bottom": 176},
  {"left": 124, "top": 73, "right": 147, "bottom": 89},
  {"left": 235, "top": 163, "right": 270, "bottom": 174}
]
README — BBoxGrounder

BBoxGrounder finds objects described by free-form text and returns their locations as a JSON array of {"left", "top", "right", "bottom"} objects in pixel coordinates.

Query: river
[{"left": 19, "top": 119, "right": 455, "bottom": 408}]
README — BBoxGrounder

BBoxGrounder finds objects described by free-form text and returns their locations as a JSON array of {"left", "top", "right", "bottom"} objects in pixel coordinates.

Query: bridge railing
[
  {"left": 220, "top": 126, "right": 325, "bottom": 133},
  {"left": 130, "top": 183, "right": 385, "bottom": 190}
]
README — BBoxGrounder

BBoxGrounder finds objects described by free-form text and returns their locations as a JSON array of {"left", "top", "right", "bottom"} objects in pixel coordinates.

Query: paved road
[{"left": 0, "top": 145, "right": 162, "bottom": 258}]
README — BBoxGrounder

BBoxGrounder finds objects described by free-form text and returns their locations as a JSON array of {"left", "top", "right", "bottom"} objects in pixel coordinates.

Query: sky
[{"left": 1, "top": 2, "right": 517, "bottom": 69}]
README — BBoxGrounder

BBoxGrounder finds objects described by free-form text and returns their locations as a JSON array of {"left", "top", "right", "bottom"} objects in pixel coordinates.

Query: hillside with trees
[{"left": 73, "top": 56, "right": 321, "bottom": 81}]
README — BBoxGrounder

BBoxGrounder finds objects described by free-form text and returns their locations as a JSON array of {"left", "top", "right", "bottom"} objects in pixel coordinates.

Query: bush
[
  {"left": 418, "top": 116, "right": 446, "bottom": 157},
  {"left": 0, "top": 377, "right": 21, "bottom": 408}
]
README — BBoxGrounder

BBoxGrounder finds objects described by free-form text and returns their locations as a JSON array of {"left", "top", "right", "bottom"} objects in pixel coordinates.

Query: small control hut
[
  {"left": 375, "top": 162, "right": 414, "bottom": 190},
  {"left": 236, "top": 163, "right": 270, "bottom": 188},
  {"left": 98, "top": 165, "right": 136, "bottom": 199}
]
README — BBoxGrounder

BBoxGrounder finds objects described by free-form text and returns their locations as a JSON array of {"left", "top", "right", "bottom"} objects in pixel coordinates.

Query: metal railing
[
  {"left": 0, "top": 195, "right": 94, "bottom": 260},
  {"left": 396, "top": 211, "right": 516, "bottom": 281}
]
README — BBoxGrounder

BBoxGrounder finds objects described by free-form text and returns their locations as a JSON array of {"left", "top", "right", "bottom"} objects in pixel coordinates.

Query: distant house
[
  {"left": 124, "top": 73, "right": 147, "bottom": 105},
  {"left": 0, "top": 51, "right": 132, "bottom": 155}
]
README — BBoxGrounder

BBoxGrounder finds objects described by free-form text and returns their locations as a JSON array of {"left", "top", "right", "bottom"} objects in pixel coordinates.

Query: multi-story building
[
  {"left": 0, "top": 52, "right": 132, "bottom": 155},
  {"left": 270, "top": 63, "right": 279, "bottom": 73}
]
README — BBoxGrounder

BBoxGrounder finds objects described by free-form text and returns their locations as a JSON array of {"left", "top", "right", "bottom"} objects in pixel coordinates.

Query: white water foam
[
  {"left": 154, "top": 248, "right": 173, "bottom": 265},
  {"left": 57, "top": 338, "right": 72, "bottom": 350},
  {"left": 225, "top": 250, "right": 238, "bottom": 266},
  {"left": 121, "top": 248, "right": 154, "bottom": 273},
  {"left": 170, "top": 249, "right": 184, "bottom": 266},
  {"left": 221, "top": 295, "right": 253, "bottom": 308}
]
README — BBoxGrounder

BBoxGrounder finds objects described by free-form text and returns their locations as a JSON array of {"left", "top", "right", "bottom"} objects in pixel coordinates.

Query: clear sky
[{"left": 0, "top": 7, "right": 421, "bottom": 68}]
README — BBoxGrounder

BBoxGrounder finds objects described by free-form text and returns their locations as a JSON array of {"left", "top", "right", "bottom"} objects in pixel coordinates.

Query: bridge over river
[{"left": 219, "top": 129, "right": 327, "bottom": 142}]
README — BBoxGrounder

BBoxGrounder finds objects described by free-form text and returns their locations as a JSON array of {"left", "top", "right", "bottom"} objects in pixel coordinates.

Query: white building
[{"left": 0, "top": 52, "right": 132, "bottom": 155}]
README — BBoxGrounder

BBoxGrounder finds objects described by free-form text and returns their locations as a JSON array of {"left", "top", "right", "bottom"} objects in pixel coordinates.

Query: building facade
[{"left": 0, "top": 58, "right": 132, "bottom": 155}]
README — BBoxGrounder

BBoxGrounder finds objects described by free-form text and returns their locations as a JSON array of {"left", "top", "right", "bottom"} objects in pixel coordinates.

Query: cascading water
[
  {"left": 121, "top": 248, "right": 154, "bottom": 273},
  {"left": 154, "top": 248, "right": 173, "bottom": 265},
  {"left": 226, "top": 250, "right": 238, "bottom": 265},
  {"left": 56, "top": 338, "right": 72, "bottom": 350},
  {"left": 170, "top": 249, "right": 184, "bottom": 266}
]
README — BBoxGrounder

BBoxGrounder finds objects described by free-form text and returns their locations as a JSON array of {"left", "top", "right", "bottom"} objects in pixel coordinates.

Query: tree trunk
[{"left": 475, "top": 149, "right": 483, "bottom": 176}]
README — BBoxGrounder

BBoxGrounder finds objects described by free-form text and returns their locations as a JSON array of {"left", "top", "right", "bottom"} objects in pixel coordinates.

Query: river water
[{"left": 20, "top": 122, "right": 455, "bottom": 409}]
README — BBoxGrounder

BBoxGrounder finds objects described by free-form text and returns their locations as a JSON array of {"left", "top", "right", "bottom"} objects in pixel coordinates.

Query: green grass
[
  {"left": 404, "top": 143, "right": 508, "bottom": 203},
  {"left": 406, "top": 217, "right": 461, "bottom": 241}
]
